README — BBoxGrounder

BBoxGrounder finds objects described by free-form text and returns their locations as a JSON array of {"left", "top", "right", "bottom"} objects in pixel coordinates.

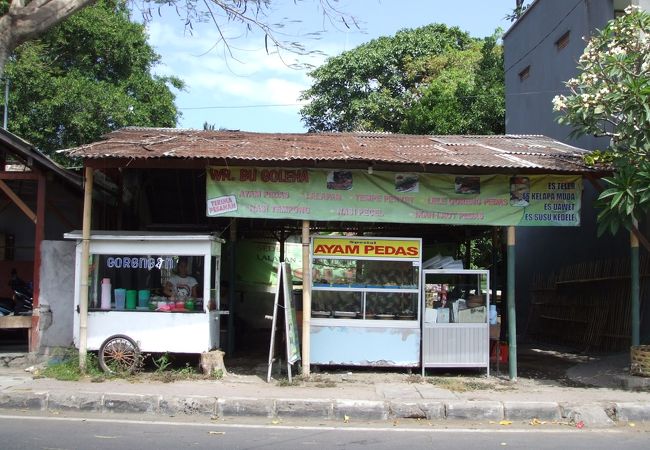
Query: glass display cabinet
[
  {"left": 421, "top": 269, "right": 490, "bottom": 375},
  {"left": 309, "top": 236, "right": 422, "bottom": 367}
]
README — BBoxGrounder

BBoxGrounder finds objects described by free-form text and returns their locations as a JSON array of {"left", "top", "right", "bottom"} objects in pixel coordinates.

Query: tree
[
  {"left": 505, "top": 0, "right": 530, "bottom": 22},
  {"left": 0, "top": 0, "right": 355, "bottom": 77},
  {"left": 401, "top": 33, "right": 504, "bottom": 135},
  {"left": 299, "top": 24, "right": 504, "bottom": 135},
  {"left": 552, "top": 6, "right": 650, "bottom": 236},
  {"left": 4, "top": 0, "right": 182, "bottom": 159}
]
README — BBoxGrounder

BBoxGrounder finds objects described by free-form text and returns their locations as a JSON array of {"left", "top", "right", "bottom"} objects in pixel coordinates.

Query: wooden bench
[{"left": 0, "top": 315, "right": 32, "bottom": 349}]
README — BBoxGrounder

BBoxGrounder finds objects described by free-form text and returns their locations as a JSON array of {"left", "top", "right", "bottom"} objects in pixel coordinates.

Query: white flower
[
  {"left": 609, "top": 46, "right": 626, "bottom": 56},
  {"left": 552, "top": 95, "right": 567, "bottom": 111},
  {"left": 624, "top": 5, "right": 640, "bottom": 14}
]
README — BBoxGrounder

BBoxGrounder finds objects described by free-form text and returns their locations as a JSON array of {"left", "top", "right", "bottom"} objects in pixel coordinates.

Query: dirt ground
[{"left": 219, "top": 340, "right": 603, "bottom": 390}]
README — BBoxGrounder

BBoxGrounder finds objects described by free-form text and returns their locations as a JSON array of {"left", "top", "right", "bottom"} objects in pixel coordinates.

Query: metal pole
[
  {"left": 507, "top": 226, "right": 517, "bottom": 381},
  {"left": 631, "top": 222, "right": 640, "bottom": 346},
  {"left": 301, "top": 220, "right": 311, "bottom": 376},
  {"left": 78, "top": 167, "right": 93, "bottom": 372},
  {"left": 3, "top": 78, "right": 9, "bottom": 129}
]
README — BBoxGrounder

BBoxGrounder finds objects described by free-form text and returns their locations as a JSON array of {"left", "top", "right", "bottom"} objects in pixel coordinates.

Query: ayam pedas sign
[{"left": 312, "top": 237, "right": 421, "bottom": 259}]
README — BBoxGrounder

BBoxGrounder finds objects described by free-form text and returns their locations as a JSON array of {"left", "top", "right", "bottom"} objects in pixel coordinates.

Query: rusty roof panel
[{"left": 62, "top": 128, "right": 599, "bottom": 173}]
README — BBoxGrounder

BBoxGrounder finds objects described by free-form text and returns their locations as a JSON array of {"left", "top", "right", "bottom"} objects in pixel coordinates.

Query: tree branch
[{"left": 8, "top": 0, "right": 97, "bottom": 48}]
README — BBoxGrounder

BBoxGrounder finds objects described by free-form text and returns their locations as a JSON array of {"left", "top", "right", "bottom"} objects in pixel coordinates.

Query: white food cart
[{"left": 66, "top": 231, "right": 224, "bottom": 373}]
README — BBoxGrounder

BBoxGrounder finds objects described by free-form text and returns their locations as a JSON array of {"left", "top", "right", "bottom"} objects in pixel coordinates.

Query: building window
[
  {"left": 555, "top": 31, "right": 570, "bottom": 50},
  {"left": 518, "top": 65, "right": 530, "bottom": 81}
]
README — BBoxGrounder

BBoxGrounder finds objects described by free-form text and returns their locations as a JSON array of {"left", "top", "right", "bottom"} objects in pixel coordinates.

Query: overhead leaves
[
  {"left": 3, "top": 0, "right": 183, "bottom": 163},
  {"left": 299, "top": 24, "right": 504, "bottom": 135}
]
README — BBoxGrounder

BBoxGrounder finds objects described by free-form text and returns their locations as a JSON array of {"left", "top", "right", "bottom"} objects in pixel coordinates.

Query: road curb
[
  {"left": 47, "top": 392, "right": 103, "bottom": 412},
  {"left": 0, "top": 391, "right": 47, "bottom": 410},
  {"left": 615, "top": 402, "right": 650, "bottom": 421},
  {"left": 446, "top": 400, "right": 503, "bottom": 421},
  {"left": 276, "top": 398, "right": 333, "bottom": 419},
  {"left": 503, "top": 401, "right": 561, "bottom": 421},
  {"left": 2, "top": 391, "right": 650, "bottom": 425},
  {"left": 560, "top": 403, "right": 615, "bottom": 428}
]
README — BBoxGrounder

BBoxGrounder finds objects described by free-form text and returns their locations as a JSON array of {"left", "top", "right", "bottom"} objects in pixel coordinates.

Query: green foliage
[
  {"left": 553, "top": 7, "right": 650, "bottom": 235},
  {"left": 3, "top": 0, "right": 183, "bottom": 162},
  {"left": 595, "top": 162, "right": 650, "bottom": 236},
  {"left": 401, "top": 33, "right": 504, "bottom": 134},
  {"left": 40, "top": 348, "right": 104, "bottom": 381},
  {"left": 300, "top": 24, "right": 504, "bottom": 134},
  {"left": 152, "top": 352, "right": 173, "bottom": 373}
]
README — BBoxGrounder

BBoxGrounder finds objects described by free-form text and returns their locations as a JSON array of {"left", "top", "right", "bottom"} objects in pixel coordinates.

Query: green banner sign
[{"left": 206, "top": 167, "right": 581, "bottom": 226}]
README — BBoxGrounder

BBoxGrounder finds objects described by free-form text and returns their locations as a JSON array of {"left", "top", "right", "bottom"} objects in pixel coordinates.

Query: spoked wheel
[{"left": 98, "top": 334, "right": 141, "bottom": 375}]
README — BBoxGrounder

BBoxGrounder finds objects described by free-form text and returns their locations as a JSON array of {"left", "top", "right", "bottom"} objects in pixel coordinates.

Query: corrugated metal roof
[
  {"left": 62, "top": 127, "right": 599, "bottom": 173},
  {"left": 1, "top": 128, "right": 82, "bottom": 189}
]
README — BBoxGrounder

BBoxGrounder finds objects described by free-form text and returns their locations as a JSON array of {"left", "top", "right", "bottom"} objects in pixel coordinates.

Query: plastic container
[
  {"left": 100, "top": 278, "right": 111, "bottom": 310},
  {"left": 137, "top": 289, "right": 150, "bottom": 308},
  {"left": 126, "top": 290, "right": 137, "bottom": 310},
  {"left": 114, "top": 288, "right": 126, "bottom": 310}
]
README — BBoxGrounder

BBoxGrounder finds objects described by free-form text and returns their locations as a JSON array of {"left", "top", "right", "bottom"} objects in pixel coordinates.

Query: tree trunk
[{"left": 0, "top": 0, "right": 96, "bottom": 78}]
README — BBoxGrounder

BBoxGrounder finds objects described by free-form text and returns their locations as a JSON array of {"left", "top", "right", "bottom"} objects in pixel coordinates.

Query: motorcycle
[{"left": 0, "top": 269, "right": 33, "bottom": 316}]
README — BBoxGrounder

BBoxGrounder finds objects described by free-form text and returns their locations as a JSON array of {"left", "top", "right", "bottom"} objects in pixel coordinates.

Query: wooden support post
[
  {"left": 301, "top": 220, "right": 311, "bottom": 376},
  {"left": 30, "top": 171, "right": 46, "bottom": 352},
  {"left": 227, "top": 219, "right": 236, "bottom": 356},
  {"left": 507, "top": 226, "right": 517, "bottom": 381},
  {"left": 78, "top": 167, "right": 93, "bottom": 372},
  {"left": 631, "top": 222, "right": 640, "bottom": 346}
]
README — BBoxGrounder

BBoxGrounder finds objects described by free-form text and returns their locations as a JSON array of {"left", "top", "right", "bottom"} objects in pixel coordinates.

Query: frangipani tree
[{"left": 552, "top": 6, "right": 650, "bottom": 237}]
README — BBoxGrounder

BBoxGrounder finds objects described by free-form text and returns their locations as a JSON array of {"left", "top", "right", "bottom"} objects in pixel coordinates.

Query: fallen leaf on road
[
  {"left": 629, "top": 423, "right": 636, "bottom": 427},
  {"left": 208, "top": 431, "right": 225, "bottom": 436},
  {"left": 271, "top": 419, "right": 280, "bottom": 425},
  {"left": 499, "top": 420, "right": 512, "bottom": 426},
  {"left": 500, "top": 442, "right": 507, "bottom": 446},
  {"left": 344, "top": 415, "right": 350, "bottom": 423},
  {"left": 529, "top": 418, "right": 546, "bottom": 426}
]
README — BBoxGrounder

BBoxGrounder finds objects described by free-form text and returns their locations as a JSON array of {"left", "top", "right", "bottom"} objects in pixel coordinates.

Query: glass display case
[
  {"left": 421, "top": 269, "right": 490, "bottom": 374},
  {"left": 312, "top": 258, "right": 419, "bottom": 320},
  {"left": 309, "top": 236, "right": 422, "bottom": 367},
  {"left": 87, "top": 254, "right": 206, "bottom": 312}
]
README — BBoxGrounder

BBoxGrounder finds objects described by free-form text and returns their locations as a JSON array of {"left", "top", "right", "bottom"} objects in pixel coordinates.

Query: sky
[{"left": 143, "top": 0, "right": 518, "bottom": 133}]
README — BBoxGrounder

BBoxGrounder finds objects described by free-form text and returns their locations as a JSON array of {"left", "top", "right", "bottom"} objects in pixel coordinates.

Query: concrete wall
[
  {"left": 503, "top": 0, "right": 636, "bottom": 331},
  {"left": 38, "top": 240, "right": 76, "bottom": 350},
  {"left": 505, "top": 0, "right": 613, "bottom": 147}
]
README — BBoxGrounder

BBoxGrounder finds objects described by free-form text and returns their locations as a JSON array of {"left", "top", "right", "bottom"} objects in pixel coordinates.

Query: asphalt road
[{"left": 1, "top": 412, "right": 649, "bottom": 450}]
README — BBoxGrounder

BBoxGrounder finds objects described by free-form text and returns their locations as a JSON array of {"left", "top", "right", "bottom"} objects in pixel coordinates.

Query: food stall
[
  {"left": 309, "top": 236, "right": 422, "bottom": 367},
  {"left": 65, "top": 231, "right": 223, "bottom": 373},
  {"left": 421, "top": 269, "right": 490, "bottom": 374}
]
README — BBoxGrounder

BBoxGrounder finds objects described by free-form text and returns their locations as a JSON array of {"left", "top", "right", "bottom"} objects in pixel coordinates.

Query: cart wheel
[{"left": 98, "top": 334, "right": 141, "bottom": 375}]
